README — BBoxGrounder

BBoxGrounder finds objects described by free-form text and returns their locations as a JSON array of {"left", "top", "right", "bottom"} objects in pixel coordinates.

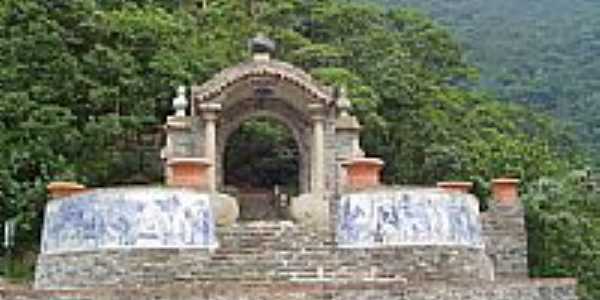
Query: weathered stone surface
[
  {"left": 289, "top": 193, "right": 330, "bottom": 231},
  {"left": 211, "top": 193, "right": 239, "bottom": 225},
  {"left": 6, "top": 280, "right": 579, "bottom": 300},
  {"left": 482, "top": 202, "right": 529, "bottom": 278}
]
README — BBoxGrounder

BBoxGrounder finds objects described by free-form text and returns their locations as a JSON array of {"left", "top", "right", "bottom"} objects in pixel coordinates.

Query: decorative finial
[
  {"left": 173, "top": 86, "right": 188, "bottom": 117},
  {"left": 336, "top": 86, "right": 352, "bottom": 116},
  {"left": 249, "top": 34, "right": 276, "bottom": 61}
]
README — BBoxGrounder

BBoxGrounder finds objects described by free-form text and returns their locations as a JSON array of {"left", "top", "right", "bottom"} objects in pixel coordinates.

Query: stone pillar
[
  {"left": 199, "top": 103, "right": 222, "bottom": 192},
  {"left": 309, "top": 104, "right": 325, "bottom": 195},
  {"left": 334, "top": 87, "right": 363, "bottom": 160},
  {"left": 482, "top": 177, "right": 528, "bottom": 278},
  {"left": 164, "top": 117, "right": 192, "bottom": 182},
  {"left": 163, "top": 87, "right": 194, "bottom": 184}
]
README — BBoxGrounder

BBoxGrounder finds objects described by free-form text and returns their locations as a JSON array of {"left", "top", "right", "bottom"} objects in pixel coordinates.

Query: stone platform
[
  {"left": 32, "top": 186, "right": 578, "bottom": 299},
  {"left": 36, "top": 221, "right": 493, "bottom": 289},
  {"left": 1, "top": 280, "right": 578, "bottom": 300}
]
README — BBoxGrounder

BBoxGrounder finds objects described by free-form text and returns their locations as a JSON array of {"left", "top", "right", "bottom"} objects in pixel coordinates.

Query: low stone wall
[
  {"left": 2, "top": 280, "right": 578, "bottom": 300},
  {"left": 36, "top": 222, "right": 493, "bottom": 290}
]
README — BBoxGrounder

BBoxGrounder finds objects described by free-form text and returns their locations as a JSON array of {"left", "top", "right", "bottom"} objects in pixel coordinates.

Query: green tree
[
  {"left": 524, "top": 176, "right": 600, "bottom": 300},
  {"left": 0, "top": 0, "right": 248, "bottom": 263}
]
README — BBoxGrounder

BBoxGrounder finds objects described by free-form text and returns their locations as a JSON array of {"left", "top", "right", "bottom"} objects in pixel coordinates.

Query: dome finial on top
[
  {"left": 249, "top": 33, "right": 276, "bottom": 61},
  {"left": 173, "top": 86, "right": 188, "bottom": 117},
  {"left": 336, "top": 86, "right": 352, "bottom": 117}
]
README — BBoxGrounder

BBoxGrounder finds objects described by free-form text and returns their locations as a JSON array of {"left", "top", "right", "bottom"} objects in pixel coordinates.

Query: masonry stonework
[
  {"left": 482, "top": 203, "right": 529, "bottom": 278},
  {"left": 2, "top": 281, "right": 578, "bottom": 300},
  {"left": 36, "top": 221, "right": 494, "bottom": 290}
]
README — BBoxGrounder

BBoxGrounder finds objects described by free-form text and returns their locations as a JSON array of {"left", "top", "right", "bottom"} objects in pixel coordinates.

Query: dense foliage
[
  {"left": 364, "top": 0, "right": 600, "bottom": 163},
  {"left": 0, "top": 0, "right": 591, "bottom": 296},
  {"left": 523, "top": 176, "right": 600, "bottom": 300}
]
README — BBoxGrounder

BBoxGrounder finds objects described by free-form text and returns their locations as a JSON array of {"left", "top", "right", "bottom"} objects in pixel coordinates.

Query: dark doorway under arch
[{"left": 223, "top": 117, "right": 300, "bottom": 220}]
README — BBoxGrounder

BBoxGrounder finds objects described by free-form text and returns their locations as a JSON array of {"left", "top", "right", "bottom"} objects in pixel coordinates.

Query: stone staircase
[{"left": 203, "top": 221, "right": 333, "bottom": 281}]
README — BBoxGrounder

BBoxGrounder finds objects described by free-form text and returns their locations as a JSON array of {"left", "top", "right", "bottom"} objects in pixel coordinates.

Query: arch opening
[{"left": 223, "top": 117, "right": 301, "bottom": 221}]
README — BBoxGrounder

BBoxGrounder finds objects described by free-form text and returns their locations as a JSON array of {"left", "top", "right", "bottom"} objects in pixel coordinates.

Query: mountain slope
[{"left": 364, "top": 0, "right": 600, "bottom": 160}]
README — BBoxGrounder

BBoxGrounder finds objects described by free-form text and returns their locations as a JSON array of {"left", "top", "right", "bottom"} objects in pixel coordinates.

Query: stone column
[
  {"left": 309, "top": 104, "right": 325, "bottom": 195},
  {"left": 199, "top": 103, "right": 222, "bottom": 192}
]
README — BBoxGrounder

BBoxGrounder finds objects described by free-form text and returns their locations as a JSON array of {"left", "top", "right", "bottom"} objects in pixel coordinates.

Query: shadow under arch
[
  {"left": 221, "top": 115, "right": 303, "bottom": 220},
  {"left": 216, "top": 99, "right": 312, "bottom": 197}
]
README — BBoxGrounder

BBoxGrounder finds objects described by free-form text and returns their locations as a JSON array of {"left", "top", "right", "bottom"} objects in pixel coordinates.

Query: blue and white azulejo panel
[
  {"left": 337, "top": 189, "right": 483, "bottom": 248},
  {"left": 41, "top": 188, "right": 217, "bottom": 254}
]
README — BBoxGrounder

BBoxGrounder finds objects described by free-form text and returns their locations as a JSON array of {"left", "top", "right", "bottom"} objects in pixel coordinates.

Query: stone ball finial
[
  {"left": 177, "top": 85, "right": 186, "bottom": 98},
  {"left": 173, "top": 85, "right": 188, "bottom": 117},
  {"left": 249, "top": 34, "right": 276, "bottom": 56},
  {"left": 336, "top": 86, "right": 352, "bottom": 116}
]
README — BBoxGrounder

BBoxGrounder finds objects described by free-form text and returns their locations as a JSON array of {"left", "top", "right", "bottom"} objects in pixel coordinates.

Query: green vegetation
[
  {"left": 0, "top": 0, "right": 595, "bottom": 298},
  {"left": 364, "top": 0, "right": 600, "bottom": 163},
  {"left": 524, "top": 176, "right": 600, "bottom": 300}
]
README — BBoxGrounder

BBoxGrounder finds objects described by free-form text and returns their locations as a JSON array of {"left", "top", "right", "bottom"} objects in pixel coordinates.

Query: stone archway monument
[
  {"left": 33, "top": 35, "right": 579, "bottom": 299},
  {"left": 162, "top": 35, "right": 384, "bottom": 229}
]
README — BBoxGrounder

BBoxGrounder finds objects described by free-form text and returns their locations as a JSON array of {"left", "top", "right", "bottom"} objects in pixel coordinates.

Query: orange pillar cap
[
  {"left": 47, "top": 181, "right": 87, "bottom": 199},
  {"left": 167, "top": 158, "right": 212, "bottom": 189},
  {"left": 491, "top": 178, "right": 520, "bottom": 206},
  {"left": 342, "top": 157, "right": 384, "bottom": 190}
]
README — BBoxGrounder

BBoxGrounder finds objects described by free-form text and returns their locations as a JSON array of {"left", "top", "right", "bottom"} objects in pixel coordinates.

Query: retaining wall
[
  {"left": 3, "top": 280, "right": 578, "bottom": 300},
  {"left": 36, "top": 222, "right": 493, "bottom": 290}
]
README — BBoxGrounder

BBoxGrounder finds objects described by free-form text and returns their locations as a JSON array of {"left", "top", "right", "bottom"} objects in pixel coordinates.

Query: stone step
[
  {"left": 10, "top": 279, "right": 579, "bottom": 299},
  {"left": 211, "top": 221, "right": 332, "bottom": 268}
]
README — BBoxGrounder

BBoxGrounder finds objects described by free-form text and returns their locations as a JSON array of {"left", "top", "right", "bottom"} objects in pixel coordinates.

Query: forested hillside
[
  {"left": 365, "top": 0, "right": 600, "bottom": 160},
  {"left": 0, "top": 0, "right": 598, "bottom": 299}
]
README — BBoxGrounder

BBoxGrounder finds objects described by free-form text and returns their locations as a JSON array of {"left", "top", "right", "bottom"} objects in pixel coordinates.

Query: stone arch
[
  {"left": 194, "top": 58, "right": 336, "bottom": 198},
  {"left": 216, "top": 105, "right": 311, "bottom": 194},
  {"left": 178, "top": 48, "right": 347, "bottom": 226},
  {"left": 192, "top": 60, "right": 334, "bottom": 107}
]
